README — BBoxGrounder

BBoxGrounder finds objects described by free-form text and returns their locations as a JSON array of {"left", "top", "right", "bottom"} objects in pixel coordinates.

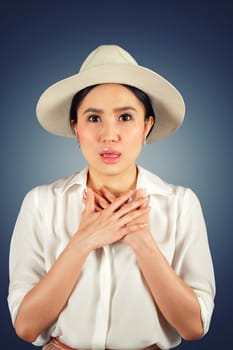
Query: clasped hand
[{"left": 76, "top": 187, "right": 151, "bottom": 251}]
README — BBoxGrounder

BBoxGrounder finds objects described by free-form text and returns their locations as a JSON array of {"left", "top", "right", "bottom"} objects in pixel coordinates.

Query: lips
[
  {"left": 100, "top": 148, "right": 121, "bottom": 157},
  {"left": 99, "top": 148, "right": 121, "bottom": 164}
]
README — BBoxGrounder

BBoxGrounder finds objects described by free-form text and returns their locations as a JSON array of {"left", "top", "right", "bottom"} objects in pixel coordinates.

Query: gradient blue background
[{"left": 1, "top": 0, "right": 232, "bottom": 349}]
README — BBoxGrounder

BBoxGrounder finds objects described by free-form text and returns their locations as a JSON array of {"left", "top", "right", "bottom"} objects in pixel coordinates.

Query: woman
[{"left": 8, "top": 45, "right": 215, "bottom": 350}]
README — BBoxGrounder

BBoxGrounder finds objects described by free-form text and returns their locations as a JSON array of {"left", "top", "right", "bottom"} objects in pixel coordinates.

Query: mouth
[{"left": 99, "top": 148, "right": 121, "bottom": 164}]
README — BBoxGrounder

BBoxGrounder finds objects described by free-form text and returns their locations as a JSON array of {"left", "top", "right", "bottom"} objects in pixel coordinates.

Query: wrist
[
  {"left": 130, "top": 234, "right": 159, "bottom": 257},
  {"left": 66, "top": 232, "right": 93, "bottom": 258}
]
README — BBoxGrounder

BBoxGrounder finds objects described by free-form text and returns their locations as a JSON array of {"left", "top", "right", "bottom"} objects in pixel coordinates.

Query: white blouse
[{"left": 8, "top": 166, "right": 215, "bottom": 350}]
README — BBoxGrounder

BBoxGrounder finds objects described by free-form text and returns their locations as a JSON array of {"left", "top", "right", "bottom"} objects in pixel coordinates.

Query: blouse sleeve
[
  {"left": 7, "top": 187, "right": 51, "bottom": 345},
  {"left": 172, "top": 187, "right": 216, "bottom": 336}
]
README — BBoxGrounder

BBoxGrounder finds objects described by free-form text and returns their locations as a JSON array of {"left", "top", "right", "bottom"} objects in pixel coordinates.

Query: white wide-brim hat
[{"left": 36, "top": 45, "right": 185, "bottom": 143}]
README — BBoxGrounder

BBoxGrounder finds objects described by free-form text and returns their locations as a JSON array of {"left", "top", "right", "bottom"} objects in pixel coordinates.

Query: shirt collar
[
  {"left": 61, "top": 166, "right": 172, "bottom": 197},
  {"left": 61, "top": 168, "right": 88, "bottom": 193},
  {"left": 136, "top": 166, "right": 172, "bottom": 196}
]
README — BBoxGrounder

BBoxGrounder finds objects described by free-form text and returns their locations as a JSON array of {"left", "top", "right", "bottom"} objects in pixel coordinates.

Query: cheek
[
  {"left": 123, "top": 125, "right": 145, "bottom": 141},
  {"left": 77, "top": 129, "right": 94, "bottom": 144}
]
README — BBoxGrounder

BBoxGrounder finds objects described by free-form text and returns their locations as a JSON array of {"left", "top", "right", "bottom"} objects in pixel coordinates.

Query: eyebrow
[{"left": 83, "top": 106, "right": 137, "bottom": 114}]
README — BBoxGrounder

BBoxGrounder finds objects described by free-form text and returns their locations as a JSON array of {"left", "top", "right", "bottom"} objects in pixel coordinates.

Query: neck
[{"left": 87, "top": 165, "right": 138, "bottom": 195}]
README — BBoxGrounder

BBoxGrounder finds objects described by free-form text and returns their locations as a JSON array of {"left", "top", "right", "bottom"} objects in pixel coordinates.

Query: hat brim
[{"left": 36, "top": 63, "right": 185, "bottom": 143}]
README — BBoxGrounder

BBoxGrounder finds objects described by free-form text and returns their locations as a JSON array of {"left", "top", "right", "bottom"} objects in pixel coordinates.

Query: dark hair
[{"left": 69, "top": 84, "right": 156, "bottom": 138}]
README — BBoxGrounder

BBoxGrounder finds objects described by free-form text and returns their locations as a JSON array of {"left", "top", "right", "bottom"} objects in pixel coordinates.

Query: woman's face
[{"left": 73, "top": 83, "right": 154, "bottom": 178}]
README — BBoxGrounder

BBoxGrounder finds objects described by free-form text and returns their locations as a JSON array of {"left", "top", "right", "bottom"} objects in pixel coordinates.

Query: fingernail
[
  {"left": 140, "top": 223, "right": 148, "bottom": 228},
  {"left": 128, "top": 190, "right": 136, "bottom": 202},
  {"left": 83, "top": 188, "right": 87, "bottom": 199}
]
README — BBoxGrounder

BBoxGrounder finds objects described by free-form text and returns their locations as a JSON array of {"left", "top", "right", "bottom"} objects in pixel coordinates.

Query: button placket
[{"left": 92, "top": 245, "right": 112, "bottom": 350}]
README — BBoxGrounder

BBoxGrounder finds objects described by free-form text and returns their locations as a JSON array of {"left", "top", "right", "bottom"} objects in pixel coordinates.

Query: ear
[
  {"left": 70, "top": 119, "right": 77, "bottom": 136},
  {"left": 144, "top": 116, "right": 155, "bottom": 139},
  {"left": 70, "top": 119, "right": 76, "bottom": 127}
]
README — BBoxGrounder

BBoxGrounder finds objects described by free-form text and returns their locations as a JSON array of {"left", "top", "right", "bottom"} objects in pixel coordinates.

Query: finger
[
  {"left": 134, "top": 189, "right": 145, "bottom": 200},
  {"left": 119, "top": 206, "right": 150, "bottom": 227},
  {"left": 128, "top": 210, "right": 150, "bottom": 226},
  {"left": 83, "top": 188, "right": 95, "bottom": 214},
  {"left": 123, "top": 222, "right": 149, "bottom": 234},
  {"left": 105, "top": 190, "right": 134, "bottom": 213},
  {"left": 134, "top": 189, "right": 149, "bottom": 208},
  {"left": 115, "top": 196, "right": 149, "bottom": 218},
  {"left": 98, "top": 186, "right": 116, "bottom": 203},
  {"left": 94, "top": 191, "right": 111, "bottom": 209}
]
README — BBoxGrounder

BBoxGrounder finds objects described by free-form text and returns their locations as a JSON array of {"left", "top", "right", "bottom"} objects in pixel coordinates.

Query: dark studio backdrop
[{"left": 1, "top": 0, "right": 232, "bottom": 349}]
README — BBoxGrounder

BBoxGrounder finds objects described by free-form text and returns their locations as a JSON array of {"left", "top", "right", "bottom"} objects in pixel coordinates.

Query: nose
[
  {"left": 100, "top": 121, "right": 120, "bottom": 143},
  {"left": 101, "top": 135, "right": 119, "bottom": 143}
]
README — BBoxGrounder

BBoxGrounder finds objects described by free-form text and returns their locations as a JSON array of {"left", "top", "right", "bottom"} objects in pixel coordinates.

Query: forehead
[{"left": 79, "top": 83, "right": 145, "bottom": 110}]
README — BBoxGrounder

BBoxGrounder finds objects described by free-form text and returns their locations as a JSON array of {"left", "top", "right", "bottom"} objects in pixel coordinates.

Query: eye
[
  {"left": 119, "top": 114, "right": 132, "bottom": 122},
  {"left": 88, "top": 115, "right": 101, "bottom": 123}
]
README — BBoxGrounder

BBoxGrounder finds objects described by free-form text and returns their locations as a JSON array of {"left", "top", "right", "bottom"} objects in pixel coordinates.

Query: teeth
[{"left": 102, "top": 154, "right": 118, "bottom": 158}]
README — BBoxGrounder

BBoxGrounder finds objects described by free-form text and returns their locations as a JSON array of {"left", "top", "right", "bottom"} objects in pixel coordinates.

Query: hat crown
[{"left": 79, "top": 45, "right": 138, "bottom": 72}]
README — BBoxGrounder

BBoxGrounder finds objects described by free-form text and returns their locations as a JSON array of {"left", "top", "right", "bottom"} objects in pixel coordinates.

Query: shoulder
[
  {"left": 22, "top": 170, "right": 85, "bottom": 207},
  {"left": 139, "top": 166, "right": 200, "bottom": 203}
]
